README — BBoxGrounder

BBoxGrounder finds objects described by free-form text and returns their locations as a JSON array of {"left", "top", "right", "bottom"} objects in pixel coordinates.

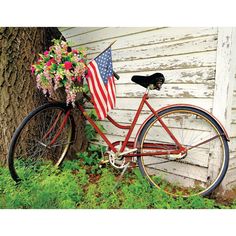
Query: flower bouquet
[{"left": 31, "top": 39, "right": 88, "bottom": 105}]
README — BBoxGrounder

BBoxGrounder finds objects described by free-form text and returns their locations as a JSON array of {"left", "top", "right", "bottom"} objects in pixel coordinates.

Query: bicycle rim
[
  {"left": 137, "top": 106, "right": 229, "bottom": 197},
  {"left": 8, "top": 104, "right": 73, "bottom": 182}
]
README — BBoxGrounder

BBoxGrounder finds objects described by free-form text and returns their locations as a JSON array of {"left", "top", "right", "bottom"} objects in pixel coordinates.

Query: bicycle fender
[{"left": 133, "top": 104, "right": 230, "bottom": 149}]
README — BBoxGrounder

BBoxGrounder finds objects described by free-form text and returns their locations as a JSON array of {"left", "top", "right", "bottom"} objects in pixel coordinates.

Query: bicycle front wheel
[
  {"left": 8, "top": 103, "right": 74, "bottom": 182},
  {"left": 137, "top": 106, "right": 229, "bottom": 197}
]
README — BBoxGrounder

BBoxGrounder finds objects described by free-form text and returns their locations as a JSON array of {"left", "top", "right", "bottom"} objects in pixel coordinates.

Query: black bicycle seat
[{"left": 131, "top": 73, "right": 165, "bottom": 90}]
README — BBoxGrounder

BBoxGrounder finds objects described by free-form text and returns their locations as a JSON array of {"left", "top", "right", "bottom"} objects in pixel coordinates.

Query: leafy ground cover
[{"left": 1, "top": 158, "right": 235, "bottom": 209}]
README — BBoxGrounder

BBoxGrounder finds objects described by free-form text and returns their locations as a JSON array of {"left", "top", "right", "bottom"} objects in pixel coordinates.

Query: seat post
[
  {"left": 146, "top": 84, "right": 154, "bottom": 96},
  {"left": 145, "top": 87, "right": 150, "bottom": 97}
]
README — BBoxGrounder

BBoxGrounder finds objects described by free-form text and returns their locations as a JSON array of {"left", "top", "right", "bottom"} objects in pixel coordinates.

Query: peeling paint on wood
[
  {"left": 72, "top": 27, "right": 217, "bottom": 54},
  {"left": 115, "top": 83, "right": 214, "bottom": 98},
  {"left": 86, "top": 97, "right": 213, "bottom": 112},
  {"left": 88, "top": 36, "right": 217, "bottom": 61},
  {"left": 65, "top": 27, "right": 157, "bottom": 46},
  {"left": 113, "top": 51, "right": 216, "bottom": 72},
  {"left": 115, "top": 67, "right": 215, "bottom": 85},
  {"left": 61, "top": 27, "right": 105, "bottom": 38}
]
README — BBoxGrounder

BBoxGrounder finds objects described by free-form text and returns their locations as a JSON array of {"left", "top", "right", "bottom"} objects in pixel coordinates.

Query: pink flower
[
  {"left": 46, "top": 61, "right": 52, "bottom": 66},
  {"left": 77, "top": 77, "right": 82, "bottom": 82},
  {"left": 46, "top": 58, "right": 56, "bottom": 66},
  {"left": 64, "top": 61, "right": 73, "bottom": 70},
  {"left": 31, "top": 66, "right": 35, "bottom": 75},
  {"left": 44, "top": 51, "right": 49, "bottom": 56},
  {"left": 71, "top": 77, "right": 76, "bottom": 82},
  {"left": 72, "top": 49, "right": 78, "bottom": 54}
]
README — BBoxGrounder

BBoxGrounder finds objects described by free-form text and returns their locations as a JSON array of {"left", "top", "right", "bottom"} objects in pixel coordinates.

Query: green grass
[{"left": 0, "top": 159, "right": 235, "bottom": 209}]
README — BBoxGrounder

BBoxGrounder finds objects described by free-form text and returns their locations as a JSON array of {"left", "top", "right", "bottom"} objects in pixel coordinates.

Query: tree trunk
[{"left": 0, "top": 27, "right": 87, "bottom": 164}]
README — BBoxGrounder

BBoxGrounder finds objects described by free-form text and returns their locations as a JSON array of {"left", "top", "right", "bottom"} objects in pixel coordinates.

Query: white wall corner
[{"left": 212, "top": 27, "right": 236, "bottom": 134}]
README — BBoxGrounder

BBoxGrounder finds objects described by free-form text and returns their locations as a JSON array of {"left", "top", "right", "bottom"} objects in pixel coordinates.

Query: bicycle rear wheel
[
  {"left": 137, "top": 106, "right": 229, "bottom": 197},
  {"left": 8, "top": 103, "right": 74, "bottom": 182}
]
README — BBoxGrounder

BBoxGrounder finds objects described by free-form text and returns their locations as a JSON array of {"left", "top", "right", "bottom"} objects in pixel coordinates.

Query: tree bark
[{"left": 0, "top": 27, "right": 87, "bottom": 164}]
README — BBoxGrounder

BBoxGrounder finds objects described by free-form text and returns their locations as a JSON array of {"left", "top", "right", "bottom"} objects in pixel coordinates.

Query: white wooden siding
[
  {"left": 60, "top": 27, "right": 236, "bottom": 191},
  {"left": 211, "top": 28, "right": 236, "bottom": 190}
]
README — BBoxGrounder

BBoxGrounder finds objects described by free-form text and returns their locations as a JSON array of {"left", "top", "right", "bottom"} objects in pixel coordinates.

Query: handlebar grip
[{"left": 113, "top": 70, "right": 120, "bottom": 80}]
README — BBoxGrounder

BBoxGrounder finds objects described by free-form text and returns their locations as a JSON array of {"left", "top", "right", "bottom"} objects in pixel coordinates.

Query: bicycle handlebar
[{"left": 113, "top": 70, "right": 120, "bottom": 80}]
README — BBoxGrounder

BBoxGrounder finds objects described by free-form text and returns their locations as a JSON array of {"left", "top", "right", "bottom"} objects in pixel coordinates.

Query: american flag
[{"left": 87, "top": 47, "right": 116, "bottom": 120}]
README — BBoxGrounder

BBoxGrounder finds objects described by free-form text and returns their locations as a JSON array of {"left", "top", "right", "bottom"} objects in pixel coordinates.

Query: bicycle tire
[
  {"left": 136, "top": 105, "right": 229, "bottom": 197},
  {"left": 8, "top": 102, "right": 74, "bottom": 182}
]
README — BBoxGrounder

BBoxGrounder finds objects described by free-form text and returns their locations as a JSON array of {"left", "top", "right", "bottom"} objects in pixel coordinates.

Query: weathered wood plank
[
  {"left": 115, "top": 83, "right": 214, "bottom": 98},
  {"left": 222, "top": 167, "right": 236, "bottom": 189},
  {"left": 88, "top": 35, "right": 217, "bottom": 61},
  {"left": 61, "top": 27, "right": 105, "bottom": 38},
  {"left": 224, "top": 179, "right": 236, "bottom": 190},
  {"left": 233, "top": 77, "right": 236, "bottom": 90},
  {"left": 59, "top": 27, "right": 73, "bottom": 32},
  {"left": 114, "top": 67, "right": 215, "bottom": 85},
  {"left": 87, "top": 108, "right": 210, "bottom": 127},
  {"left": 212, "top": 28, "right": 236, "bottom": 131},
  {"left": 143, "top": 157, "right": 208, "bottom": 182},
  {"left": 113, "top": 51, "right": 216, "bottom": 73},
  {"left": 228, "top": 156, "right": 236, "bottom": 170},
  {"left": 100, "top": 121, "right": 212, "bottom": 143},
  {"left": 86, "top": 97, "right": 213, "bottom": 111},
  {"left": 231, "top": 109, "right": 236, "bottom": 124},
  {"left": 229, "top": 137, "right": 236, "bottom": 153},
  {"left": 232, "top": 92, "right": 236, "bottom": 108},
  {"left": 229, "top": 90, "right": 236, "bottom": 113},
  {"left": 78, "top": 27, "right": 217, "bottom": 54},
  {"left": 89, "top": 109, "right": 216, "bottom": 133},
  {"left": 69, "top": 27, "right": 157, "bottom": 46},
  {"left": 141, "top": 170, "right": 200, "bottom": 188},
  {"left": 229, "top": 123, "right": 236, "bottom": 137}
]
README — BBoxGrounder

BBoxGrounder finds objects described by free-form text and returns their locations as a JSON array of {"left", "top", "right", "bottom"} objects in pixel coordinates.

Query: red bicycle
[{"left": 8, "top": 72, "right": 229, "bottom": 197}]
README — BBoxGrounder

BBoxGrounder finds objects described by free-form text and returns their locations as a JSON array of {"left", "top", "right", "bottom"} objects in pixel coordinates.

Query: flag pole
[{"left": 93, "top": 40, "right": 117, "bottom": 60}]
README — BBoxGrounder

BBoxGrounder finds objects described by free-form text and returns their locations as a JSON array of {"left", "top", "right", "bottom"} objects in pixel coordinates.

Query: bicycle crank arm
[
  {"left": 118, "top": 148, "right": 137, "bottom": 157},
  {"left": 99, "top": 159, "right": 110, "bottom": 164}
]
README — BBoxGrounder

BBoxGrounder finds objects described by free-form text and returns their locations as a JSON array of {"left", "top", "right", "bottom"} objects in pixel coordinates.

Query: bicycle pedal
[{"left": 100, "top": 159, "right": 109, "bottom": 164}]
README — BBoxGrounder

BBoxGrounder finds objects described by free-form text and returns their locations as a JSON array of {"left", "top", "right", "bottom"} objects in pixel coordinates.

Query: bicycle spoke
[
  {"left": 187, "top": 134, "right": 222, "bottom": 151},
  {"left": 138, "top": 107, "right": 228, "bottom": 197},
  {"left": 9, "top": 104, "right": 73, "bottom": 181}
]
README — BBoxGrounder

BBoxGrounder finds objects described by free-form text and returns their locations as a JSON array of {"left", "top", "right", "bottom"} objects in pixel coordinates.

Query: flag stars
[{"left": 95, "top": 48, "right": 114, "bottom": 84}]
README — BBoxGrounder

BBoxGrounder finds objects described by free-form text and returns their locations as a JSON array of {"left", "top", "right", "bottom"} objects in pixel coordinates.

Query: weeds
[{"left": 0, "top": 160, "right": 231, "bottom": 209}]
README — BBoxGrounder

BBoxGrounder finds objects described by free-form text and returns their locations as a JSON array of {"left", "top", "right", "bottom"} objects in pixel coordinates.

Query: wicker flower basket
[
  {"left": 48, "top": 86, "right": 84, "bottom": 104},
  {"left": 31, "top": 39, "right": 87, "bottom": 105}
]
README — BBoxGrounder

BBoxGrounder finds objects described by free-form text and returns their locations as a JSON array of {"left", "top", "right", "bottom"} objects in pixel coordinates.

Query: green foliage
[
  {"left": 84, "top": 109, "right": 106, "bottom": 141},
  {"left": 0, "top": 161, "right": 233, "bottom": 209},
  {"left": 76, "top": 144, "right": 106, "bottom": 174},
  {"left": 77, "top": 107, "right": 107, "bottom": 174},
  {"left": 0, "top": 162, "right": 84, "bottom": 209},
  {"left": 78, "top": 169, "right": 120, "bottom": 209}
]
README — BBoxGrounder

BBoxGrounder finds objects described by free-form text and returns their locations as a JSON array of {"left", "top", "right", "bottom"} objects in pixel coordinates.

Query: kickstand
[{"left": 113, "top": 162, "right": 130, "bottom": 191}]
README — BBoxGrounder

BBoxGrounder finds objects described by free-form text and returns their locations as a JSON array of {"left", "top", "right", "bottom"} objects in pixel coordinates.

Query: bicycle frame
[
  {"left": 46, "top": 86, "right": 229, "bottom": 160},
  {"left": 74, "top": 90, "right": 187, "bottom": 158}
]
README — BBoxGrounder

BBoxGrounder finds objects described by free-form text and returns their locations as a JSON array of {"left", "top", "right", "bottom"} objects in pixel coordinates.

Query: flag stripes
[{"left": 86, "top": 47, "right": 116, "bottom": 120}]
